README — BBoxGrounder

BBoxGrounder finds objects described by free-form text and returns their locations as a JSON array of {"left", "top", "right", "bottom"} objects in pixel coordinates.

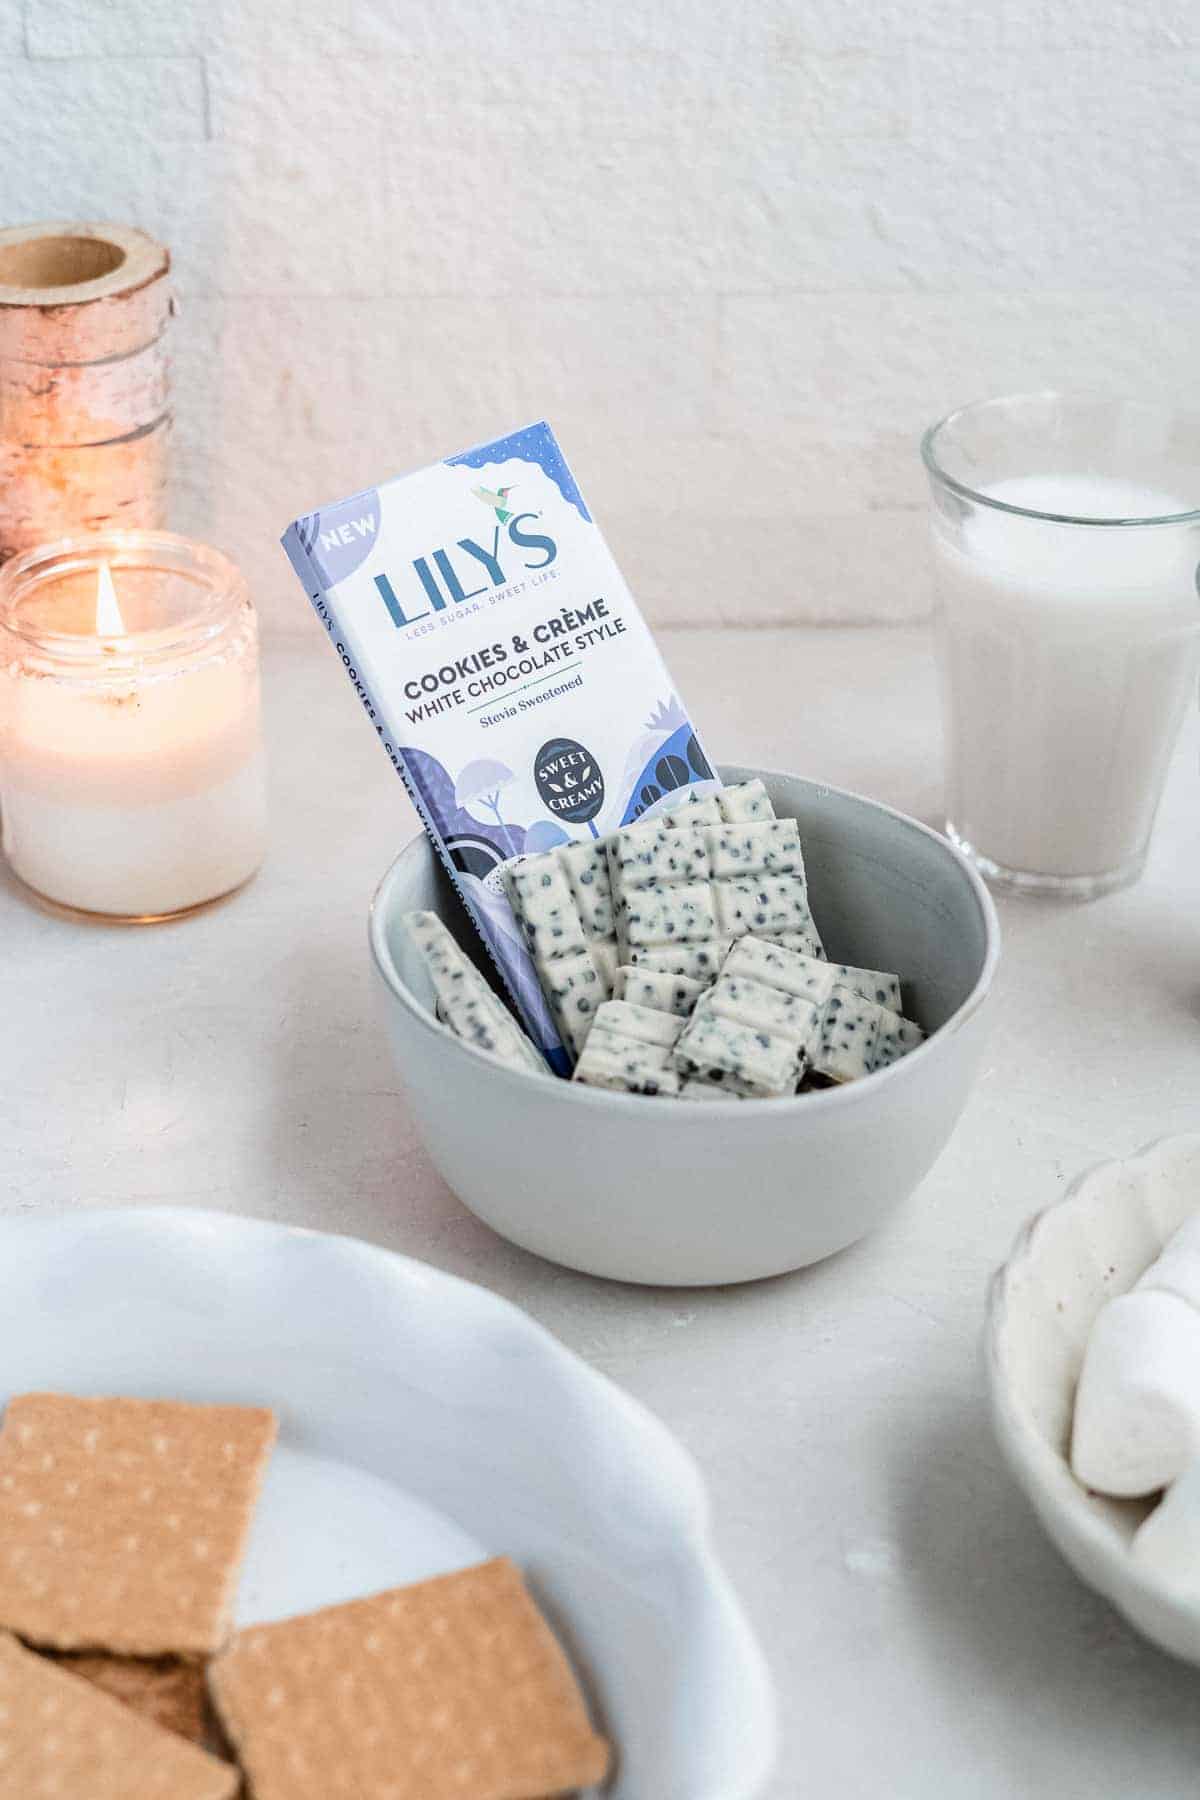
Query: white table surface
[{"left": 4, "top": 624, "right": 1200, "bottom": 1798}]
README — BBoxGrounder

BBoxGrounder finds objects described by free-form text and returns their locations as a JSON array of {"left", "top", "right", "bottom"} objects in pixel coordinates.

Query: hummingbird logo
[{"left": 472, "top": 483, "right": 518, "bottom": 524}]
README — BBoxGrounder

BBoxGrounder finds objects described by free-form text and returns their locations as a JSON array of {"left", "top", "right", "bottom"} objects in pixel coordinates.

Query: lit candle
[{"left": 0, "top": 531, "right": 266, "bottom": 919}]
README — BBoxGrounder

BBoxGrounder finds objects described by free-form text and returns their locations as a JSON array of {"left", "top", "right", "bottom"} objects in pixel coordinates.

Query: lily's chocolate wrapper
[{"left": 282, "top": 421, "right": 715, "bottom": 1073}]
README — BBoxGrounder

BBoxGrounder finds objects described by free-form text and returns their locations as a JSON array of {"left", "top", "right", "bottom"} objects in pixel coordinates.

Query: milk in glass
[{"left": 932, "top": 474, "right": 1200, "bottom": 886}]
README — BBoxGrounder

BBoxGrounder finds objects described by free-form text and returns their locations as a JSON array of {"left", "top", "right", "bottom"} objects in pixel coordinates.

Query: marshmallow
[
  {"left": 1070, "top": 1290, "right": 1200, "bottom": 1496},
  {"left": 1132, "top": 1457, "right": 1200, "bottom": 1594},
  {"left": 1135, "top": 1210, "right": 1200, "bottom": 1315}
]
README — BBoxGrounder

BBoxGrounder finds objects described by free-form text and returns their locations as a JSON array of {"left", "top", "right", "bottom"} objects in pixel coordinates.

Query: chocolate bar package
[{"left": 282, "top": 422, "right": 715, "bottom": 1072}]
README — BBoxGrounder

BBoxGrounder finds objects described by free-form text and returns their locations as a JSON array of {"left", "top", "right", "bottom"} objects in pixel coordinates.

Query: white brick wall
[{"left": 2, "top": 0, "right": 1195, "bottom": 631}]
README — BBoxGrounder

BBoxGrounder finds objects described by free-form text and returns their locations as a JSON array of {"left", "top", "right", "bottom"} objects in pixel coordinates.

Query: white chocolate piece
[
  {"left": 715, "top": 777, "right": 775, "bottom": 822},
  {"left": 612, "top": 966, "right": 709, "bottom": 1017},
  {"left": 501, "top": 782, "right": 775, "bottom": 1059},
  {"left": 631, "top": 935, "right": 819, "bottom": 981},
  {"left": 707, "top": 822, "right": 805, "bottom": 881},
  {"left": 649, "top": 778, "right": 775, "bottom": 828},
  {"left": 723, "top": 936, "right": 903, "bottom": 1015},
  {"left": 703, "top": 972, "right": 820, "bottom": 1041},
  {"left": 673, "top": 974, "right": 821, "bottom": 1098},
  {"left": 626, "top": 941, "right": 735, "bottom": 982},
  {"left": 723, "top": 936, "right": 838, "bottom": 1006},
  {"left": 813, "top": 985, "right": 882, "bottom": 1083},
  {"left": 843, "top": 964, "right": 903, "bottom": 1013},
  {"left": 609, "top": 817, "right": 824, "bottom": 968},
  {"left": 673, "top": 1011, "right": 798, "bottom": 1096},
  {"left": 647, "top": 793, "right": 723, "bottom": 828},
  {"left": 1070, "top": 1291, "right": 1200, "bottom": 1496},
  {"left": 1131, "top": 1457, "right": 1200, "bottom": 1594},
  {"left": 589, "top": 998, "right": 682, "bottom": 1049},
  {"left": 808, "top": 985, "right": 924, "bottom": 1083},
  {"left": 668, "top": 937, "right": 919, "bottom": 1097},
  {"left": 405, "top": 911, "right": 549, "bottom": 1077},
  {"left": 647, "top": 793, "right": 720, "bottom": 828},
  {"left": 574, "top": 1041, "right": 682, "bottom": 1096},
  {"left": 571, "top": 999, "right": 685, "bottom": 1096},
  {"left": 624, "top": 878, "right": 718, "bottom": 949},
  {"left": 712, "top": 874, "right": 822, "bottom": 945},
  {"left": 678, "top": 1077, "right": 756, "bottom": 1101},
  {"left": 870, "top": 1007, "right": 925, "bottom": 1070},
  {"left": 501, "top": 843, "right": 616, "bottom": 1058}
]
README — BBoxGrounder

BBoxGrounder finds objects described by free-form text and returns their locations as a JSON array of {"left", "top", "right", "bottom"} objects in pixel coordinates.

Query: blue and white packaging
[{"left": 282, "top": 422, "right": 716, "bottom": 1073}]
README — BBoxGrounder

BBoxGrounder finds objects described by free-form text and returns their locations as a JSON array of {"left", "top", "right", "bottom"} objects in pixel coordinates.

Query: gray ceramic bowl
[{"left": 369, "top": 765, "right": 1000, "bottom": 1286}]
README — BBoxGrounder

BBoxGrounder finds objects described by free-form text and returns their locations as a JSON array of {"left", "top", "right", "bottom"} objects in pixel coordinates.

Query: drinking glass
[{"left": 922, "top": 393, "right": 1200, "bottom": 897}]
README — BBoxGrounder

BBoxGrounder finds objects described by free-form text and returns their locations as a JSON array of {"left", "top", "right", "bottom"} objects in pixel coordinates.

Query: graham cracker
[
  {"left": 53, "top": 1652, "right": 212, "bottom": 1747},
  {"left": 0, "top": 1393, "right": 277, "bottom": 1656},
  {"left": 0, "top": 1630, "right": 238, "bottom": 1799},
  {"left": 208, "top": 1556, "right": 611, "bottom": 1800}
]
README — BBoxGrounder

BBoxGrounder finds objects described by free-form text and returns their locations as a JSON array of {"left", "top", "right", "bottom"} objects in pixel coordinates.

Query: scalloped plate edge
[{"left": 0, "top": 1206, "right": 779, "bottom": 1796}]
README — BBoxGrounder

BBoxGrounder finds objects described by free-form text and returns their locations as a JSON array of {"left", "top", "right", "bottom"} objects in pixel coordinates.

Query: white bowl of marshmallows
[{"left": 987, "top": 1134, "right": 1200, "bottom": 1663}]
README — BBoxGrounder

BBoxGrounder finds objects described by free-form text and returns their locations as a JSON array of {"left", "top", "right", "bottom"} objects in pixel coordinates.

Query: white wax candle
[
  {"left": 932, "top": 475, "right": 1200, "bottom": 882},
  {"left": 0, "top": 545, "right": 266, "bottom": 918}
]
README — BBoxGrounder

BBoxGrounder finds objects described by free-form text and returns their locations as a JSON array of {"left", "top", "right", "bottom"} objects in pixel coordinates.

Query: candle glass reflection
[{"left": 0, "top": 530, "right": 266, "bottom": 920}]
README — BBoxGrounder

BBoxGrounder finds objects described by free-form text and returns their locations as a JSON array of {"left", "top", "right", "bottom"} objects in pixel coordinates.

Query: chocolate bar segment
[
  {"left": 613, "top": 965, "right": 708, "bottom": 1017},
  {"left": 655, "top": 777, "right": 775, "bottom": 828},
  {"left": 810, "top": 984, "right": 925, "bottom": 1083},
  {"left": 500, "top": 847, "right": 616, "bottom": 1058},
  {"left": 609, "top": 818, "right": 824, "bottom": 973},
  {"left": 670, "top": 937, "right": 922, "bottom": 1097},
  {"left": 673, "top": 969, "right": 821, "bottom": 1097},
  {"left": 501, "top": 781, "right": 779, "bottom": 1059},
  {"left": 722, "top": 936, "right": 902, "bottom": 1013},
  {"left": 570, "top": 999, "right": 685, "bottom": 1096},
  {"left": 405, "top": 911, "right": 549, "bottom": 1076},
  {"left": 619, "top": 940, "right": 736, "bottom": 981},
  {"left": 813, "top": 984, "right": 879, "bottom": 1083},
  {"left": 869, "top": 1006, "right": 926, "bottom": 1071},
  {"left": 678, "top": 1076, "right": 757, "bottom": 1100}
]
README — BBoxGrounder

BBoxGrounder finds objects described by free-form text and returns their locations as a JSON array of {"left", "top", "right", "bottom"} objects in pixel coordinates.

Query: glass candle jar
[
  {"left": 0, "top": 530, "right": 266, "bottom": 920},
  {"left": 922, "top": 393, "right": 1200, "bottom": 898}
]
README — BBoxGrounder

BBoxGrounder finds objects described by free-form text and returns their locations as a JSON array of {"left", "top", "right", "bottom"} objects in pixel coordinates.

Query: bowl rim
[
  {"left": 368, "top": 764, "right": 1002, "bottom": 1115},
  {"left": 985, "top": 1131, "right": 1200, "bottom": 1630}
]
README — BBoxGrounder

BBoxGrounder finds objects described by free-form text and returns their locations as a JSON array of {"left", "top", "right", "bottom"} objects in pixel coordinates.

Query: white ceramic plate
[
  {"left": 986, "top": 1133, "right": 1200, "bottom": 1664},
  {"left": 0, "top": 1207, "right": 776, "bottom": 1796}
]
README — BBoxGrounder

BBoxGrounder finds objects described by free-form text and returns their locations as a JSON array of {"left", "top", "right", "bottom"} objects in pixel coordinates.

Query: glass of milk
[{"left": 922, "top": 393, "right": 1200, "bottom": 896}]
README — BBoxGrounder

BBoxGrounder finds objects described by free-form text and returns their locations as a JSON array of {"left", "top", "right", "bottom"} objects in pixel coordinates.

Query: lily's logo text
[{"left": 373, "top": 514, "right": 557, "bottom": 629}]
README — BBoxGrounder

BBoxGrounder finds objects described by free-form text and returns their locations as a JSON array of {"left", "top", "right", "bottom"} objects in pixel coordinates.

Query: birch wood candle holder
[{"left": 0, "top": 222, "right": 172, "bottom": 562}]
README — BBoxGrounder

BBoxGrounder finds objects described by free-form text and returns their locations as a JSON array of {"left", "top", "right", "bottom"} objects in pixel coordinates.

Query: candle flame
[{"left": 94, "top": 560, "right": 127, "bottom": 639}]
